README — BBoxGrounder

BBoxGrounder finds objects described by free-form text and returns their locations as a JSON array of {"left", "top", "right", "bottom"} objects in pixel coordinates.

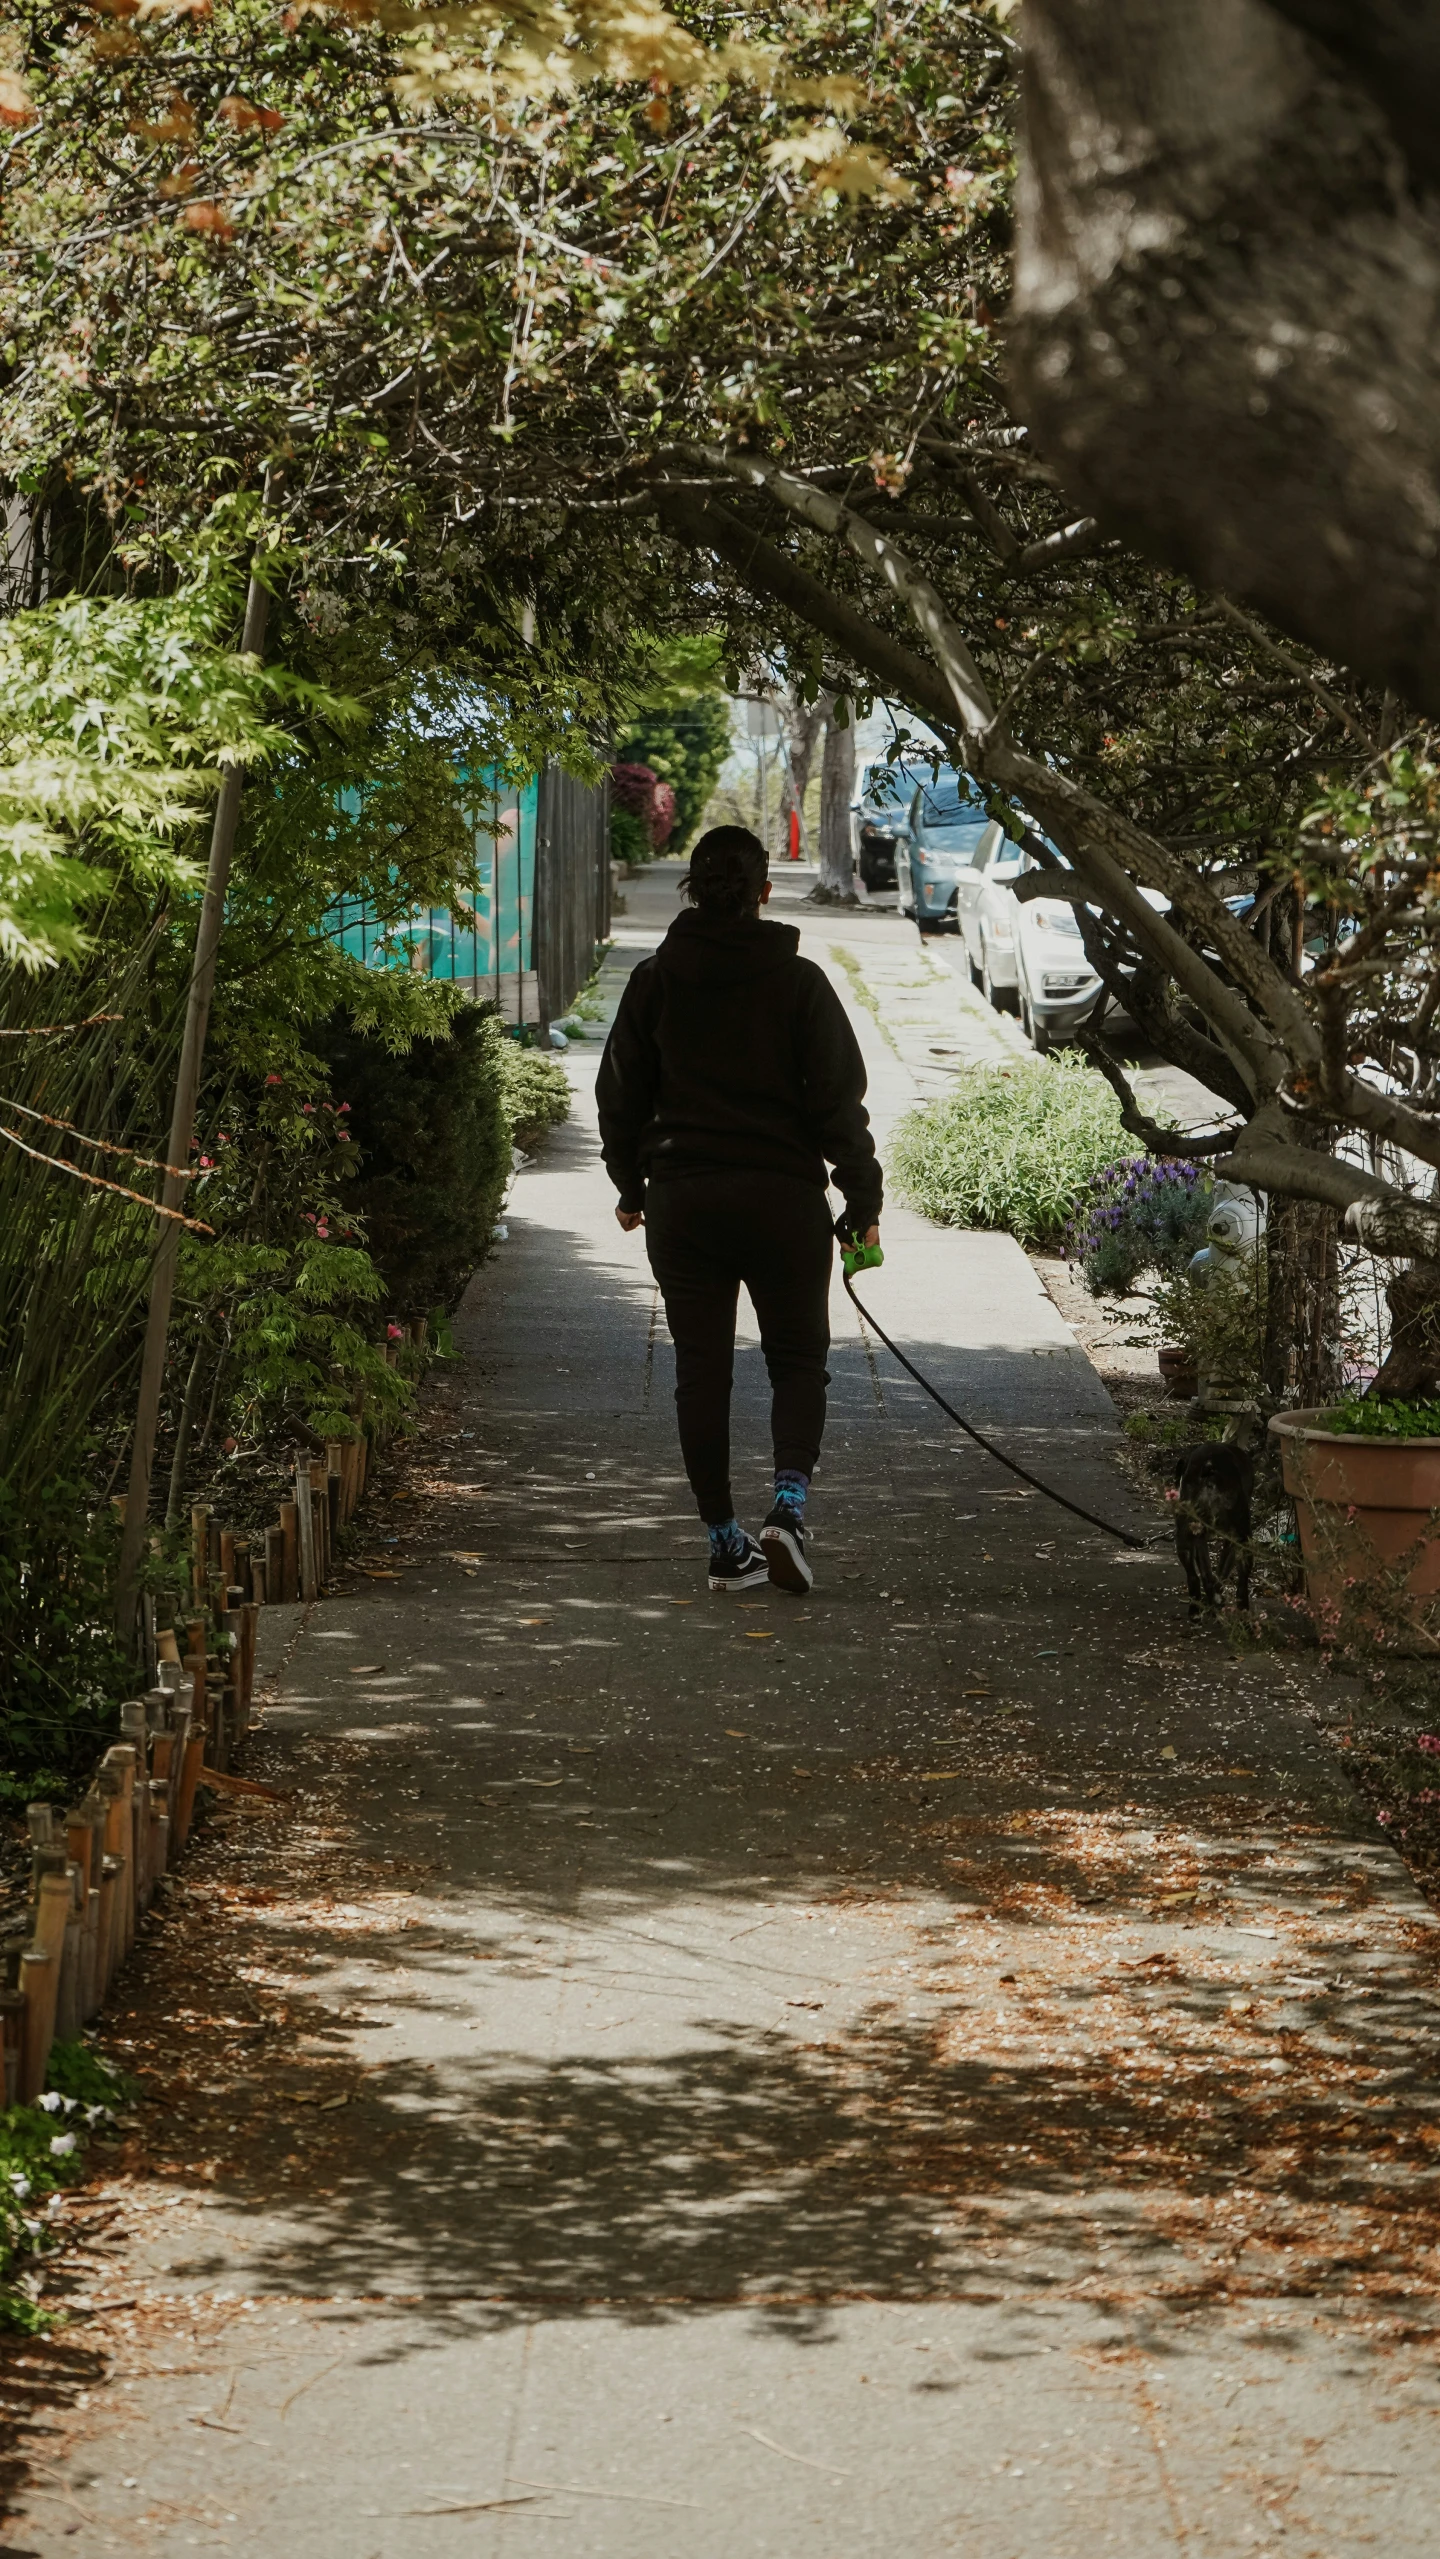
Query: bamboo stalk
[
  {"left": 219, "top": 1528, "right": 236, "bottom": 1586},
  {"left": 148, "top": 1778, "right": 170, "bottom": 1886},
  {"left": 64, "top": 1809, "right": 92, "bottom": 1898},
  {"left": 295, "top": 1458, "right": 317, "bottom": 1601},
  {"left": 266, "top": 1520, "right": 285, "bottom": 1600},
  {"left": 175, "top": 1729, "right": 205, "bottom": 1849},
  {"left": 189, "top": 1506, "right": 210, "bottom": 1599},
  {"left": 113, "top": 533, "right": 274, "bottom": 1643},
  {"left": 0, "top": 1991, "right": 24, "bottom": 2108},
  {"left": 18, "top": 1948, "right": 57, "bottom": 2104},
  {"left": 56, "top": 1874, "right": 83, "bottom": 2044},
  {"left": 251, "top": 1554, "right": 269, "bottom": 1608},
  {"left": 279, "top": 1502, "right": 298, "bottom": 1602},
  {"left": 239, "top": 1601, "right": 258, "bottom": 1725},
  {"left": 95, "top": 1856, "right": 119, "bottom": 2007}
]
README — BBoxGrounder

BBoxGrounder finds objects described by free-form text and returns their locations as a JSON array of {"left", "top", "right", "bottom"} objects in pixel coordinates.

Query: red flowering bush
[{"left": 610, "top": 760, "right": 675, "bottom": 860}]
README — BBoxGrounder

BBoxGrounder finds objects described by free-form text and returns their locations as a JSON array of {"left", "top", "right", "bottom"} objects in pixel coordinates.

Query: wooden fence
[{"left": 7, "top": 1319, "right": 428, "bottom": 2109}]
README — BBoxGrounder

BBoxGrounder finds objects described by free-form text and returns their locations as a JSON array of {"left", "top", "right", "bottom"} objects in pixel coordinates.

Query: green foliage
[
  {"left": 45, "top": 2042, "right": 133, "bottom": 2113},
  {"left": 1324, "top": 1397, "right": 1440, "bottom": 1439},
  {"left": 615, "top": 637, "right": 733, "bottom": 856},
  {"left": 496, "top": 1042, "right": 572, "bottom": 1151},
  {"left": 609, "top": 806, "right": 655, "bottom": 868},
  {"left": 0, "top": 1477, "right": 127, "bottom": 1787},
  {"left": 0, "top": 2057, "right": 126, "bottom": 2332},
  {"left": 891, "top": 1061, "right": 1126, "bottom": 1245},
  {"left": 310, "top": 1007, "right": 514, "bottom": 1316},
  {"left": 1145, "top": 1260, "right": 1267, "bottom": 1400},
  {"left": 0, "top": 580, "right": 345, "bottom": 972}
]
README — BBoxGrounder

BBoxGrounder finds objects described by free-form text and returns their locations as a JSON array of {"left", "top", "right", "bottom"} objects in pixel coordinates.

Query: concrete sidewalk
[{"left": 16, "top": 878, "right": 1440, "bottom": 2558}]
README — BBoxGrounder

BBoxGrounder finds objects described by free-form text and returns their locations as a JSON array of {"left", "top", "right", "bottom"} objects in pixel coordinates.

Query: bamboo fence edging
[{"left": 5, "top": 1325, "right": 428, "bottom": 2105}]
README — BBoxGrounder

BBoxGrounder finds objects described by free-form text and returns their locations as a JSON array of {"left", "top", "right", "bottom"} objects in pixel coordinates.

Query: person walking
[{"left": 597, "top": 825, "right": 881, "bottom": 1595}]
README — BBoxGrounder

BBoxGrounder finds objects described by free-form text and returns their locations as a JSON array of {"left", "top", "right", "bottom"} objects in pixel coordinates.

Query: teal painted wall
[{"left": 326, "top": 771, "right": 538, "bottom": 989}]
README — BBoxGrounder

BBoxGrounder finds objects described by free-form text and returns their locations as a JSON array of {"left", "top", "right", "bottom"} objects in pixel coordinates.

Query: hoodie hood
[{"left": 655, "top": 907, "right": 800, "bottom": 988}]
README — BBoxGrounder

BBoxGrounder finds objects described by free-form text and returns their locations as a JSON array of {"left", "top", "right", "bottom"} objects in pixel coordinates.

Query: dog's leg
[{"left": 1177, "top": 1525, "right": 1205, "bottom": 1614}]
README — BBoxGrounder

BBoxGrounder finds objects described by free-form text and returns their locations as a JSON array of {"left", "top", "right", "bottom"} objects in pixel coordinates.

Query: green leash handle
[{"left": 841, "top": 1237, "right": 884, "bottom": 1280}]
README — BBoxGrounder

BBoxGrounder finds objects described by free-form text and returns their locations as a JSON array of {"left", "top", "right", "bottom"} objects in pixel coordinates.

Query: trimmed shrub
[
  {"left": 496, "top": 1043, "right": 571, "bottom": 1153},
  {"left": 890, "top": 1059, "right": 1126, "bottom": 1245},
  {"left": 312, "top": 1010, "right": 572, "bottom": 1313}
]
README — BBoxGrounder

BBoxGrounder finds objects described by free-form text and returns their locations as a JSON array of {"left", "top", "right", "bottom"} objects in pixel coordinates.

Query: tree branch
[
  {"left": 685, "top": 444, "right": 1312, "bottom": 1092},
  {"left": 1075, "top": 1034, "right": 1241, "bottom": 1157},
  {"left": 1014, "top": 516, "right": 1103, "bottom": 573},
  {"left": 651, "top": 487, "right": 965, "bottom": 744}
]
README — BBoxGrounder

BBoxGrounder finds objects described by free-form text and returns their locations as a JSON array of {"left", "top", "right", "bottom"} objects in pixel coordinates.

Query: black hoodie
[{"left": 596, "top": 908, "right": 882, "bottom": 1223}]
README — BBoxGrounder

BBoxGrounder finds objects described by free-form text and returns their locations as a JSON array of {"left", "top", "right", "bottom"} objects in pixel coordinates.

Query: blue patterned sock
[
  {"left": 773, "top": 1469, "right": 810, "bottom": 1517},
  {"left": 707, "top": 1515, "right": 746, "bottom": 1561}
]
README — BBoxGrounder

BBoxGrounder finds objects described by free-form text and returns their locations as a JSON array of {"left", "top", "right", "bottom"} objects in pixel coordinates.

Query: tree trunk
[
  {"left": 1010, "top": 0, "right": 1440, "bottom": 713},
  {"left": 1369, "top": 1259, "right": 1440, "bottom": 1400},
  {"left": 816, "top": 703, "right": 856, "bottom": 900},
  {"left": 779, "top": 690, "right": 824, "bottom": 853},
  {"left": 1265, "top": 1192, "right": 1341, "bottom": 1407}
]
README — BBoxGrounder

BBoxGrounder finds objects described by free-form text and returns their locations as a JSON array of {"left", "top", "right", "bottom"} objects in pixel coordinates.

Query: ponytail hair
[{"left": 682, "top": 826, "right": 768, "bottom": 920}]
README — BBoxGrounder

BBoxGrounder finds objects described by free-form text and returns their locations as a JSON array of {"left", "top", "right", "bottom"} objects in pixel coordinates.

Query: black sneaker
[
  {"left": 708, "top": 1533, "right": 770, "bottom": 1593},
  {"left": 761, "top": 1504, "right": 813, "bottom": 1594}
]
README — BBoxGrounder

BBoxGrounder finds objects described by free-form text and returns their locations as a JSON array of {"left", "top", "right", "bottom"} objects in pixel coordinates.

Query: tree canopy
[{"left": 8, "top": 0, "right": 1440, "bottom": 1297}]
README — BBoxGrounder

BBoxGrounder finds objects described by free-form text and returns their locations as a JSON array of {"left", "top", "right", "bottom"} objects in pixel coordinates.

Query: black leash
[{"left": 842, "top": 1266, "right": 1163, "bottom": 1552}]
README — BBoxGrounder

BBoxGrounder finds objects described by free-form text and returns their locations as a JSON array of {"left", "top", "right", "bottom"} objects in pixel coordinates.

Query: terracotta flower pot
[{"left": 1268, "top": 1407, "right": 1440, "bottom": 1649}]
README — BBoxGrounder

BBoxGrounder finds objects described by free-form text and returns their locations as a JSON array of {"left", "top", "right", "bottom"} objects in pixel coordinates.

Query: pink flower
[
  {"left": 316, "top": 1220, "right": 330, "bottom": 1238},
  {"left": 338, "top": 1102, "right": 351, "bottom": 1114},
  {"left": 265, "top": 1073, "right": 283, "bottom": 1086},
  {"left": 198, "top": 1154, "right": 212, "bottom": 1168},
  {"left": 387, "top": 1322, "right": 404, "bottom": 1340},
  {"left": 302, "top": 1103, "right": 315, "bottom": 1115},
  {"left": 1417, "top": 1734, "right": 1440, "bottom": 1754},
  {"left": 337, "top": 1131, "right": 350, "bottom": 1143}
]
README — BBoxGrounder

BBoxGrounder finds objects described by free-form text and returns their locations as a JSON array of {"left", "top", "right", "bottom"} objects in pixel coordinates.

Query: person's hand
[
  {"left": 615, "top": 1207, "right": 644, "bottom": 1232},
  {"left": 862, "top": 1225, "right": 880, "bottom": 1249}
]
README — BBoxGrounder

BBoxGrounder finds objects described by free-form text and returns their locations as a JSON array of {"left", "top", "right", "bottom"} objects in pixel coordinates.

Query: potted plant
[{"left": 1269, "top": 1397, "right": 1440, "bottom": 1649}]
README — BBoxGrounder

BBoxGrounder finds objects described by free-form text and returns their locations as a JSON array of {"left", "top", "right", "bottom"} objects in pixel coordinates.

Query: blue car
[{"left": 900, "top": 769, "right": 995, "bottom": 933}]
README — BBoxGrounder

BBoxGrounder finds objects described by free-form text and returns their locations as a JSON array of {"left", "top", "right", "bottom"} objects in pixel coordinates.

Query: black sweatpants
[{"left": 643, "top": 1171, "right": 833, "bottom": 1525}]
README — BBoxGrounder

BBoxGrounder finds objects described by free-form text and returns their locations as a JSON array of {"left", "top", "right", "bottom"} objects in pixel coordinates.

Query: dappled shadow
[
  {"left": 117, "top": 1768, "right": 1440, "bottom": 2360},
  {"left": 0, "top": 2328, "right": 109, "bottom": 2556}
]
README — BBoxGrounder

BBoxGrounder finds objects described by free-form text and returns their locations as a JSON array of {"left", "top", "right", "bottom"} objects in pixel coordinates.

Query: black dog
[{"left": 1171, "top": 1444, "right": 1254, "bottom": 1613}]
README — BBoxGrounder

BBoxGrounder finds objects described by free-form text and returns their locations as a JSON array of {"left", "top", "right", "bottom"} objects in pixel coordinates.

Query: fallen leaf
[{"left": 348, "top": 1664, "right": 386, "bottom": 1675}]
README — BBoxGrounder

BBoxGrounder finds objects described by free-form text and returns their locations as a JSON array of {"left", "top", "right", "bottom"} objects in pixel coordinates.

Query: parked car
[
  {"left": 851, "top": 762, "right": 915, "bottom": 893},
  {"left": 899, "top": 769, "right": 994, "bottom": 931},
  {"left": 965, "top": 834, "right": 1171, "bottom": 1051},
  {"left": 959, "top": 824, "right": 1030, "bottom": 1000}
]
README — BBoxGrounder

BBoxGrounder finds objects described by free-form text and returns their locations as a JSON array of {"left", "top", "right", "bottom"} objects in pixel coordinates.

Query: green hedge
[{"left": 314, "top": 1009, "right": 569, "bottom": 1314}]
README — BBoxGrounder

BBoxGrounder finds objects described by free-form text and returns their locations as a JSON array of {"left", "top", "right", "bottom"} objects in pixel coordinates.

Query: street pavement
[{"left": 13, "top": 868, "right": 1440, "bottom": 2559}]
